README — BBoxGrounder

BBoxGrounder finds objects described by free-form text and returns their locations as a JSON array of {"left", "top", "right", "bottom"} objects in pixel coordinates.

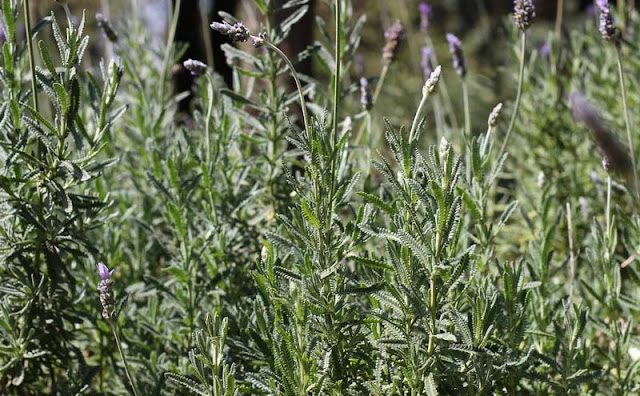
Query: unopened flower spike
[
  {"left": 96, "top": 13, "right": 119, "bottom": 43},
  {"left": 360, "top": 78, "right": 372, "bottom": 111},
  {"left": 513, "top": 0, "right": 536, "bottom": 31},
  {"left": 488, "top": 103, "right": 503, "bottom": 128},
  {"left": 210, "top": 20, "right": 251, "bottom": 43},
  {"left": 446, "top": 33, "right": 466, "bottom": 77},
  {"left": 183, "top": 58, "right": 207, "bottom": 76},
  {"left": 423, "top": 65, "right": 441, "bottom": 95}
]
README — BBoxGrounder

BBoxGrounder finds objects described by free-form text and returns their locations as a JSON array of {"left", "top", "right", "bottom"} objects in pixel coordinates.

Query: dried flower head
[
  {"left": 183, "top": 58, "right": 207, "bottom": 76},
  {"left": 97, "top": 262, "right": 116, "bottom": 320},
  {"left": 210, "top": 20, "right": 251, "bottom": 43},
  {"left": 421, "top": 47, "right": 433, "bottom": 79},
  {"left": 96, "top": 13, "right": 118, "bottom": 42},
  {"left": 570, "top": 92, "right": 632, "bottom": 177},
  {"left": 360, "top": 78, "right": 372, "bottom": 111},
  {"left": 596, "top": 0, "right": 618, "bottom": 42},
  {"left": 446, "top": 33, "right": 466, "bottom": 77},
  {"left": 513, "top": 0, "right": 536, "bottom": 31},
  {"left": 418, "top": 2, "right": 433, "bottom": 32},
  {"left": 382, "top": 21, "right": 404, "bottom": 65}
]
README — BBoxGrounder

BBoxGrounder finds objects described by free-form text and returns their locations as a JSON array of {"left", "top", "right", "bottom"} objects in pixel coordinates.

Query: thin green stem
[
  {"left": 372, "top": 64, "right": 389, "bottom": 106},
  {"left": 555, "top": 0, "right": 564, "bottom": 40},
  {"left": 111, "top": 323, "right": 141, "bottom": 396},
  {"left": 332, "top": 0, "right": 341, "bottom": 145},
  {"left": 462, "top": 78, "right": 471, "bottom": 138},
  {"left": 204, "top": 73, "right": 215, "bottom": 164},
  {"left": 499, "top": 31, "right": 527, "bottom": 159},
  {"left": 160, "top": 0, "right": 182, "bottom": 107},
  {"left": 23, "top": 0, "right": 38, "bottom": 113},
  {"left": 264, "top": 41, "right": 311, "bottom": 138},
  {"left": 462, "top": 78, "right": 471, "bottom": 182},
  {"left": 409, "top": 89, "right": 430, "bottom": 142},
  {"left": 606, "top": 175, "right": 612, "bottom": 233},
  {"left": 199, "top": 0, "right": 214, "bottom": 68},
  {"left": 614, "top": 45, "right": 639, "bottom": 198}
]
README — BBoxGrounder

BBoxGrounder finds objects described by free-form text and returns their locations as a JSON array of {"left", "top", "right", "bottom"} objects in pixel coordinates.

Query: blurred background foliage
[{"left": 30, "top": 0, "right": 596, "bottom": 143}]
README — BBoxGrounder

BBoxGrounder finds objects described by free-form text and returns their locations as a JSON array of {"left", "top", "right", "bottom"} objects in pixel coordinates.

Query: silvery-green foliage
[{"left": 0, "top": 4, "right": 122, "bottom": 390}]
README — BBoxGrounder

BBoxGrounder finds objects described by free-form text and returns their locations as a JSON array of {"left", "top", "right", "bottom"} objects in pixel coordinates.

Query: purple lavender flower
[
  {"left": 354, "top": 54, "right": 364, "bottom": 76},
  {"left": 382, "top": 20, "right": 404, "bottom": 65},
  {"left": 446, "top": 33, "right": 466, "bottom": 77},
  {"left": 360, "top": 78, "right": 372, "bottom": 111},
  {"left": 571, "top": 92, "right": 631, "bottom": 177},
  {"left": 210, "top": 20, "right": 250, "bottom": 43},
  {"left": 596, "top": 0, "right": 618, "bottom": 42},
  {"left": 418, "top": 2, "right": 433, "bottom": 32},
  {"left": 183, "top": 58, "right": 207, "bottom": 76},
  {"left": 97, "top": 262, "right": 116, "bottom": 320},
  {"left": 513, "top": 0, "right": 536, "bottom": 31},
  {"left": 421, "top": 47, "right": 433, "bottom": 79},
  {"left": 539, "top": 42, "right": 550, "bottom": 58}
]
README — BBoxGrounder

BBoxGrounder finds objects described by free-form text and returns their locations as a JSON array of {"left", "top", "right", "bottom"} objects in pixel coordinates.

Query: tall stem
[
  {"left": 614, "top": 45, "right": 639, "bottom": 198},
  {"left": 499, "top": 31, "right": 527, "bottom": 159},
  {"left": 606, "top": 175, "right": 612, "bottom": 233},
  {"left": 160, "top": 0, "right": 182, "bottom": 107},
  {"left": 111, "top": 323, "right": 141, "bottom": 396},
  {"left": 555, "top": 0, "right": 564, "bottom": 40},
  {"left": 332, "top": 0, "right": 341, "bottom": 144},
  {"left": 462, "top": 78, "right": 471, "bottom": 138},
  {"left": 264, "top": 42, "right": 311, "bottom": 138},
  {"left": 409, "top": 89, "right": 430, "bottom": 142},
  {"left": 372, "top": 64, "right": 389, "bottom": 106},
  {"left": 204, "top": 73, "right": 215, "bottom": 164},
  {"left": 23, "top": 0, "right": 38, "bottom": 113},
  {"left": 565, "top": 202, "right": 575, "bottom": 306},
  {"left": 199, "top": 0, "right": 214, "bottom": 68}
]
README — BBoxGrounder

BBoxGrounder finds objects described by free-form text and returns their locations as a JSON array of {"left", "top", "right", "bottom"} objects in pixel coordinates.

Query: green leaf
[
  {"left": 357, "top": 192, "right": 395, "bottom": 216},
  {"left": 301, "top": 198, "right": 320, "bottom": 229}
]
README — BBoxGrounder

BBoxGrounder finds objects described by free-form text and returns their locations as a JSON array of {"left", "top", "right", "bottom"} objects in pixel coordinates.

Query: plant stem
[
  {"left": 606, "top": 175, "right": 612, "bottom": 233},
  {"left": 204, "top": 73, "right": 215, "bottom": 164},
  {"left": 160, "top": 0, "right": 182, "bottom": 107},
  {"left": 425, "top": 35, "right": 459, "bottom": 131},
  {"left": 565, "top": 202, "right": 575, "bottom": 306},
  {"left": 461, "top": 78, "right": 471, "bottom": 138},
  {"left": 23, "top": 0, "right": 38, "bottom": 113},
  {"left": 199, "top": 0, "right": 214, "bottom": 68},
  {"left": 614, "top": 45, "right": 639, "bottom": 198},
  {"left": 409, "top": 88, "right": 430, "bottom": 142},
  {"left": 264, "top": 41, "right": 311, "bottom": 138},
  {"left": 332, "top": 0, "right": 341, "bottom": 145},
  {"left": 555, "top": 0, "right": 564, "bottom": 40},
  {"left": 462, "top": 78, "right": 471, "bottom": 181},
  {"left": 372, "top": 64, "right": 389, "bottom": 106},
  {"left": 499, "top": 31, "right": 527, "bottom": 159},
  {"left": 111, "top": 323, "right": 141, "bottom": 396}
]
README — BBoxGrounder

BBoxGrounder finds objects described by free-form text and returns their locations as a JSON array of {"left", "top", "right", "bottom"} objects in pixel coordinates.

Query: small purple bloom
[
  {"left": 587, "top": 4, "right": 596, "bottom": 18},
  {"left": 446, "top": 33, "right": 466, "bottom": 77},
  {"left": 539, "top": 42, "right": 550, "bottom": 58},
  {"left": 418, "top": 2, "right": 433, "bottom": 32},
  {"left": 513, "top": 0, "right": 536, "bottom": 31},
  {"left": 421, "top": 47, "right": 433, "bottom": 79},
  {"left": 97, "top": 262, "right": 114, "bottom": 280},
  {"left": 596, "top": 0, "right": 618, "bottom": 42}
]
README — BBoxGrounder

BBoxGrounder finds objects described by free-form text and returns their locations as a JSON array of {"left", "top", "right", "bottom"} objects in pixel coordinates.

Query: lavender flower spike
[
  {"left": 596, "top": 0, "right": 618, "bottom": 42},
  {"left": 418, "top": 2, "right": 433, "bottom": 32},
  {"left": 421, "top": 47, "right": 433, "bottom": 79},
  {"left": 97, "top": 262, "right": 116, "bottom": 320},
  {"left": 210, "top": 20, "right": 250, "bottom": 43},
  {"left": 183, "top": 58, "right": 207, "bottom": 76},
  {"left": 446, "top": 33, "right": 466, "bottom": 77},
  {"left": 382, "top": 21, "right": 404, "bottom": 65},
  {"left": 513, "top": 0, "right": 536, "bottom": 31}
]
